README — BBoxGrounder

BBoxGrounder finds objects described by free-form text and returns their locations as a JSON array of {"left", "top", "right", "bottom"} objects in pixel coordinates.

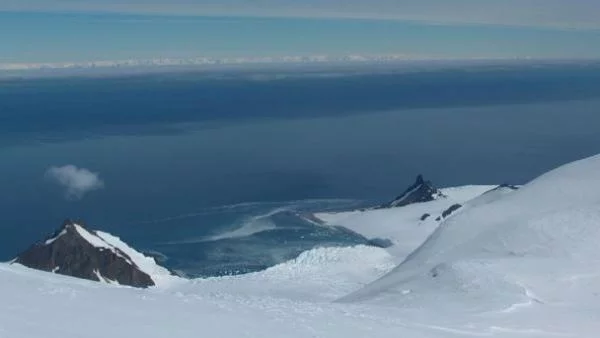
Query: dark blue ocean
[{"left": 2, "top": 61, "right": 600, "bottom": 276}]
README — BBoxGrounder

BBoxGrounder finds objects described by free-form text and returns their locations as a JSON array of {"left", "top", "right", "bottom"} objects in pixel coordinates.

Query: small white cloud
[{"left": 46, "top": 165, "right": 104, "bottom": 200}]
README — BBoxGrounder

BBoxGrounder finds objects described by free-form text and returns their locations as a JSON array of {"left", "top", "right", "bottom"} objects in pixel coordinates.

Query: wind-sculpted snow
[{"left": 94, "top": 231, "right": 182, "bottom": 288}]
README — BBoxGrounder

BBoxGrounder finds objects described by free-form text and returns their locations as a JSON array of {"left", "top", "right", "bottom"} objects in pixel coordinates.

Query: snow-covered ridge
[
  {"left": 315, "top": 184, "right": 497, "bottom": 261},
  {"left": 51, "top": 222, "right": 153, "bottom": 273},
  {"left": 72, "top": 224, "right": 120, "bottom": 254},
  {"left": 342, "top": 153, "right": 600, "bottom": 307},
  {"left": 44, "top": 229, "right": 67, "bottom": 245},
  {"left": 94, "top": 230, "right": 179, "bottom": 287}
]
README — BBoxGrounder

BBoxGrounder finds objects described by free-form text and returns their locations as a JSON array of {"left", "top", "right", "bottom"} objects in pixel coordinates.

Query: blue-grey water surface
[{"left": 2, "top": 62, "right": 600, "bottom": 276}]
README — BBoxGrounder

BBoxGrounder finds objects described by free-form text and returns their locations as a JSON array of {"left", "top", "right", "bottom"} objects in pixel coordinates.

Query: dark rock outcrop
[
  {"left": 480, "top": 183, "right": 520, "bottom": 197},
  {"left": 382, "top": 175, "right": 445, "bottom": 208},
  {"left": 441, "top": 204, "right": 462, "bottom": 219},
  {"left": 495, "top": 183, "right": 520, "bottom": 191},
  {"left": 367, "top": 237, "right": 394, "bottom": 248},
  {"left": 420, "top": 213, "right": 431, "bottom": 221},
  {"left": 13, "top": 220, "right": 156, "bottom": 288}
]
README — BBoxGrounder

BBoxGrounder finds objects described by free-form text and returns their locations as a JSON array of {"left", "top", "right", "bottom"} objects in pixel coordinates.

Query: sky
[{"left": 1, "top": 1, "right": 600, "bottom": 64}]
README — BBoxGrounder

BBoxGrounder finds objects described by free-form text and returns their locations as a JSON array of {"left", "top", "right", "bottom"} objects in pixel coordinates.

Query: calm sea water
[{"left": 2, "top": 62, "right": 600, "bottom": 276}]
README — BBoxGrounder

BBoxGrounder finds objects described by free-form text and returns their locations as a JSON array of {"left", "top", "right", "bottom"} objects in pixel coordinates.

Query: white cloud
[{"left": 46, "top": 165, "right": 104, "bottom": 200}]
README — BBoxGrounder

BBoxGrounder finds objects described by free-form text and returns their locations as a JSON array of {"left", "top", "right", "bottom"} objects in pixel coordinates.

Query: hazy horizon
[{"left": 2, "top": 10, "right": 600, "bottom": 65}]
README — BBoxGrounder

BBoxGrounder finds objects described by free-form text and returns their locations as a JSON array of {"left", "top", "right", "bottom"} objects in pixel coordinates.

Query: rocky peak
[
  {"left": 13, "top": 220, "right": 165, "bottom": 288},
  {"left": 382, "top": 175, "right": 445, "bottom": 208}
]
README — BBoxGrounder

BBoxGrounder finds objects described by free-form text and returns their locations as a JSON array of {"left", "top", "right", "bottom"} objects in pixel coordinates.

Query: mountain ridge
[{"left": 13, "top": 220, "right": 176, "bottom": 288}]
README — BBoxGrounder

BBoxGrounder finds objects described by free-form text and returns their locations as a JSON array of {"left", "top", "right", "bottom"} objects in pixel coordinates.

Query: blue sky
[{"left": 1, "top": 1, "right": 600, "bottom": 64}]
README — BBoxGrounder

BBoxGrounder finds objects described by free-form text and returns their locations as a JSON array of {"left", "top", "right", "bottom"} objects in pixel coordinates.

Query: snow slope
[
  {"left": 1, "top": 246, "right": 459, "bottom": 338},
  {"left": 94, "top": 231, "right": 182, "bottom": 288},
  {"left": 314, "top": 185, "right": 496, "bottom": 261},
  {"left": 342, "top": 154, "right": 600, "bottom": 318},
  {"left": 2, "top": 244, "right": 585, "bottom": 338},
  {"left": 178, "top": 245, "right": 396, "bottom": 302},
  {"left": 4, "top": 154, "right": 600, "bottom": 337}
]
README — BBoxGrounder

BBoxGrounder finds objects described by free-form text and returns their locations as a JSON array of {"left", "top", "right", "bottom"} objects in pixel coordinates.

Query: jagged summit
[
  {"left": 13, "top": 220, "right": 174, "bottom": 288},
  {"left": 382, "top": 175, "right": 445, "bottom": 208}
]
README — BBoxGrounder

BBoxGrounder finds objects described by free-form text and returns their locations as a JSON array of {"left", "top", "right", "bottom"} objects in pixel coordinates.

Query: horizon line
[{"left": 3, "top": 54, "right": 595, "bottom": 72}]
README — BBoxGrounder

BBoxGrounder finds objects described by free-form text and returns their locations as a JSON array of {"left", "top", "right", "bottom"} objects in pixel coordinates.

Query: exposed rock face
[
  {"left": 496, "top": 183, "right": 520, "bottom": 191},
  {"left": 479, "top": 184, "right": 520, "bottom": 197},
  {"left": 441, "top": 204, "right": 462, "bottom": 219},
  {"left": 367, "top": 238, "right": 394, "bottom": 248},
  {"left": 13, "top": 220, "right": 156, "bottom": 288},
  {"left": 382, "top": 175, "right": 445, "bottom": 208}
]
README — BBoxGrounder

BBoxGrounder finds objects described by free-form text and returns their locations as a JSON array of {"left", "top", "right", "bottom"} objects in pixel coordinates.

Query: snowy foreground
[{"left": 3, "top": 155, "right": 600, "bottom": 337}]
